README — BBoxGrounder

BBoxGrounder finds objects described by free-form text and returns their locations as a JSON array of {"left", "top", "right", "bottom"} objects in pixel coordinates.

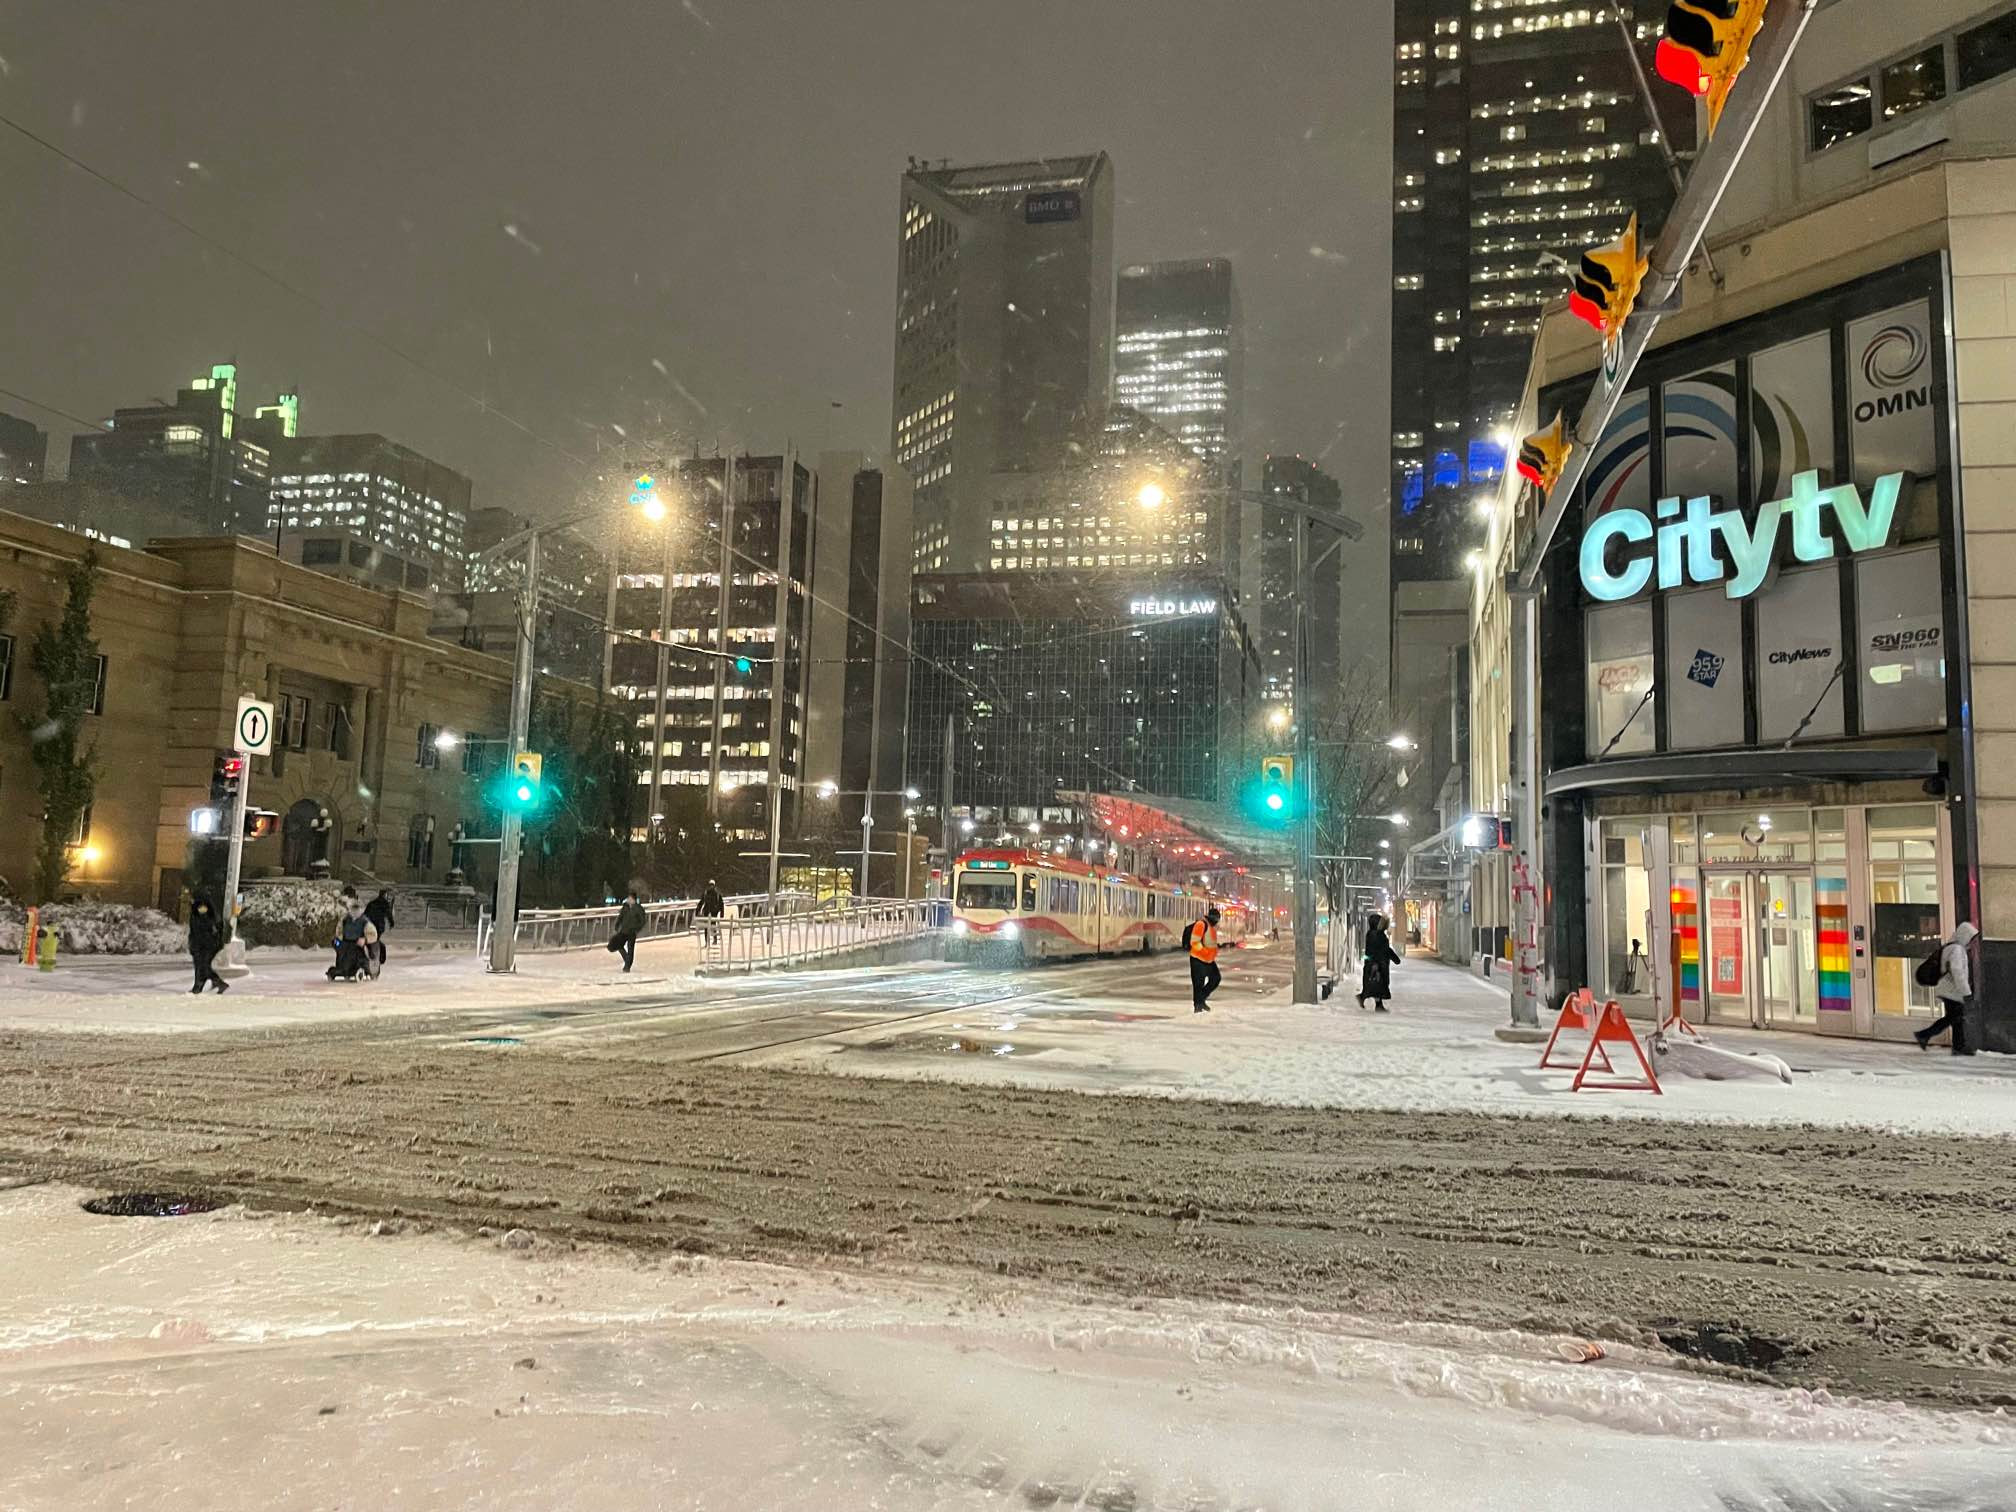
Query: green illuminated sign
[{"left": 1580, "top": 470, "right": 1907, "bottom": 603}]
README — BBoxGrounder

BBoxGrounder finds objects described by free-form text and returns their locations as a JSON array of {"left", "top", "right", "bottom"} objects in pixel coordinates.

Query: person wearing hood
[
  {"left": 1916, "top": 920, "right": 1979, "bottom": 1055},
  {"left": 1358, "top": 913, "right": 1402, "bottom": 1012},
  {"left": 609, "top": 888, "right": 649, "bottom": 972},
  {"left": 188, "top": 896, "right": 229, "bottom": 995}
]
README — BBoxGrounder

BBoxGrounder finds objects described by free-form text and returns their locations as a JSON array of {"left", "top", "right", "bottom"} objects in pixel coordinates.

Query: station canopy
[{"left": 1058, "top": 790, "right": 1293, "bottom": 874}]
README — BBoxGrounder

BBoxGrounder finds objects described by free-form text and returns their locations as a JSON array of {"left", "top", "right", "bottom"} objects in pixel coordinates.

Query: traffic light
[
  {"left": 733, "top": 655, "right": 753, "bottom": 676},
  {"left": 1253, "top": 754, "right": 1296, "bottom": 823},
  {"left": 244, "top": 809, "right": 279, "bottom": 840},
  {"left": 1656, "top": 0, "right": 1770, "bottom": 135},
  {"left": 1567, "top": 214, "right": 1646, "bottom": 344},
  {"left": 507, "top": 752, "right": 543, "bottom": 811},
  {"left": 629, "top": 474, "right": 666, "bottom": 521},
  {"left": 1516, "top": 413, "right": 1574, "bottom": 495},
  {"left": 210, "top": 752, "right": 245, "bottom": 805}
]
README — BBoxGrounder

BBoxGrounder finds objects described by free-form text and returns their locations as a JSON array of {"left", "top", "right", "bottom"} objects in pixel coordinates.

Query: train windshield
[{"left": 957, "top": 874, "right": 1017, "bottom": 912}]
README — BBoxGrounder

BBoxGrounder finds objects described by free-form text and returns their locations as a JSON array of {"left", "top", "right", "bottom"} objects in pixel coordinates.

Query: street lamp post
[
  {"left": 816, "top": 781, "right": 919, "bottom": 899},
  {"left": 1136, "top": 478, "right": 1362, "bottom": 1005}
]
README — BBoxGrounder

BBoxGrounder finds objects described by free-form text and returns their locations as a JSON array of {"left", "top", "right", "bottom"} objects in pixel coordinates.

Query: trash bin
[{"left": 36, "top": 927, "right": 58, "bottom": 972}]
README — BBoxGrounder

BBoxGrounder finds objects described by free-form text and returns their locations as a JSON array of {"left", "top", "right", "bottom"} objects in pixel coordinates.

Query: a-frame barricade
[
  {"left": 1540, "top": 988, "right": 1609, "bottom": 1073},
  {"left": 1571, "top": 1000, "right": 1662, "bottom": 1094}
]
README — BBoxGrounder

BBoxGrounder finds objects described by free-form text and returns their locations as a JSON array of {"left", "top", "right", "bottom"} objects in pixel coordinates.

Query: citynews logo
[{"left": 1768, "top": 646, "right": 1833, "bottom": 666}]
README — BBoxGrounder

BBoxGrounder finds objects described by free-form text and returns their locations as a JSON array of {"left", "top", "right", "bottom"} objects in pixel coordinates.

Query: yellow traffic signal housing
[
  {"left": 1516, "top": 413, "right": 1574, "bottom": 495},
  {"left": 1567, "top": 214, "right": 1647, "bottom": 344},
  {"left": 1260, "top": 754, "right": 1293, "bottom": 785},
  {"left": 1656, "top": 0, "right": 1771, "bottom": 135},
  {"left": 514, "top": 752, "right": 543, "bottom": 784}
]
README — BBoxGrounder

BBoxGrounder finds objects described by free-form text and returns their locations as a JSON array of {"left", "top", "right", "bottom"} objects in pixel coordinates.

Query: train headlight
[
  {"left": 952, "top": 919, "right": 969, "bottom": 935},
  {"left": 999, "top": 922, "right": 1020, "bottom": 939}
]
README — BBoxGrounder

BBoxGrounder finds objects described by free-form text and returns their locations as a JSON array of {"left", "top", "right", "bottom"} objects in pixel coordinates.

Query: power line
[
  {"left": 0, "top": 107, "right": 582, "bottom": 466},
  {"left": 0, "top": 384, "right": 106, "bottom": 433}
]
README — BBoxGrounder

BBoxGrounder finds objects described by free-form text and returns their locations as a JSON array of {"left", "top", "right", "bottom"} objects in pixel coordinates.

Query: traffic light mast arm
[{"left": 1516, "top": 0, "right": 1816, "bottom": 591}]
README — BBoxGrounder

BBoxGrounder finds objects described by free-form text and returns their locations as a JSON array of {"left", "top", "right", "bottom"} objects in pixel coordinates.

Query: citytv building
[{"left": 1468, "top": 0, "right": 2016, "bottom": 1052}]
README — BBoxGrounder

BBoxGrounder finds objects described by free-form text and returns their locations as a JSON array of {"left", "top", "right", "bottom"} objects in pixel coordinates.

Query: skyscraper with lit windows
[
  {"left": 1115, "top": 259, "right": 1240, "bottom": 474},
  {"left": 1389, "top": 0, "right": 1691, "bottom": 585}
]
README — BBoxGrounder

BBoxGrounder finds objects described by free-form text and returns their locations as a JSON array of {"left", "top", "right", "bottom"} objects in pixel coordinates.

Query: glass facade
[{"left": 906, "top": 575, "right": 1257, "bottom": 822}]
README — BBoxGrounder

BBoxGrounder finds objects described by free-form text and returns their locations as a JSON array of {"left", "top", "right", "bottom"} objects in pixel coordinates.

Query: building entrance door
[{"left": 1702, "top": 869, "right": 1818, "bottom": 1030}]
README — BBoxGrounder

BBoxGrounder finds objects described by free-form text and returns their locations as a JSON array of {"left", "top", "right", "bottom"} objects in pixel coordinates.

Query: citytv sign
[{"left": 1579, "top": 470, "right": 1908, "bottom": 603}]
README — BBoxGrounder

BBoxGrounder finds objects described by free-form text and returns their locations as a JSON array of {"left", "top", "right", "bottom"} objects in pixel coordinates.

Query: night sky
[{"left": 2, "top": 1, "right": 1392, "bottom": 519}]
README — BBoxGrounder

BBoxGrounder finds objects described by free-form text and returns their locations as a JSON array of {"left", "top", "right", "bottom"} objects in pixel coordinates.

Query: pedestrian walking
[
  {"left": 364, "top": 887, "right": 395, "bottom": 970},
  {"left": 1184, "top": 906, "right": 1223, "bottom": 1013},
  {"left": 698, "top": 879, "right": 725, "bottom": 944},
  {"left": 1915, "top": 920, "right": 1979, "bottom": 1055},
  {"left": 608, "top": 888, "right": 648, "bottom": 972},
  {"left": 188, "top": 895, "right": 229, "bottom": 995},
  {"left": 1358, "top": 912, "right": 1401, "bottom": 1013}
]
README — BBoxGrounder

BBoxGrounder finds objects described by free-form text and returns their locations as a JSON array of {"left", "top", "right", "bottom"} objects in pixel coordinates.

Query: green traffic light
[
  {"left": 734, "top": 656, "right": 753, "bottom": 675},
  {"left": 1265, "top": 791, "right": 1285, "bottom": 812},
  {"left": 515, "top": 783, "right": 533, "bottom": 804}
]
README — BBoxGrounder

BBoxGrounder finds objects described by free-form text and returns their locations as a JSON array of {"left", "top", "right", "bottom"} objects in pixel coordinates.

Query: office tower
[
  {"left": 893, "top": 153, "right": 1115, "bottom": 573},
  {"left": 266, "top": 433, "right": 473, "bottom": 589},
  {"left": 1115, "top": 258, "right": 1241, "bottom": 473},
  {"left": 1257, "top": 455, "right": 1347, "bottom": 717},
  {"left": 0, "top": 413, "right": 48, "bottom": 486},
  {"left": 1389, "top": 1, "right": 1689, "bottom": 582}
]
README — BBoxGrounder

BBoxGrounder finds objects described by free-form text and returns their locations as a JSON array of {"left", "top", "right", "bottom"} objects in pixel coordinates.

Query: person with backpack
[
  {"left": 1184, "top": 907, "right": 1222, "bottom": 1013},
  {"left": 1915, "top": 920, "right": 1978, "bottom": 1055},
  {"left": 364, "top": 888, "right": 395, "bottom": 970},
  {"left": 608, "top": 888, "right": 648, "bottom": 972}
]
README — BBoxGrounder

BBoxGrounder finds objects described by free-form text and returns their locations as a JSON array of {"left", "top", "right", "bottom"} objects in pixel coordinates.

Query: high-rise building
[
  {"left": 266, "top": 434, "right": 472, "bottom": 589},
  {"left": 68, "top": 363, "right": 291, "bottom": 536},
  {"left": 906, "top": 572, "right": 1259, "bottom": 825},
  {"left": 1389, "top": 2, "right": 1689, "bottom": 583},
  {"left": 1115, "top": 259, "right": 1241, "bottom": 472},
  {"left": 0, "top": 413, "right": 48, "bottom": 486},
  {"left": 804, "top": 453, "right": 914, "bottom": 814},
  {"left": 893, "top": 153, "right": 1115, "bottom": 573},
  {"left": 1257, "top": 455, "right": 1346, "bottom": 717},
  {"left": 606, "top": 453, "right": 816, "bottom": 849}
]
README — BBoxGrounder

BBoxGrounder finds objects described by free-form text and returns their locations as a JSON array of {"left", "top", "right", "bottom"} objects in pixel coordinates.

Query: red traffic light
[{"left": 222, "top": 756, "right": 245, "bottom": 778}]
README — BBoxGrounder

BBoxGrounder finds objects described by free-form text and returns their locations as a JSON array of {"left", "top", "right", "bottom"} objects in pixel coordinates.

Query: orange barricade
[
  {"left": 1571, "top": 1000, "right": 1662, "bottom": 1094},
  {"left": 1540, "top": 988, "right": 1609, "bottom": 1073}
]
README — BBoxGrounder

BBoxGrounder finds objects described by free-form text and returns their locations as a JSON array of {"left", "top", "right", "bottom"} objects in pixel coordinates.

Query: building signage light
[
  {"left": 1129, "top": 597, "right": 1217, "bottom": 617},
  {"left": 1579, "top": 470, "right": 1907, "bottom": 603}
]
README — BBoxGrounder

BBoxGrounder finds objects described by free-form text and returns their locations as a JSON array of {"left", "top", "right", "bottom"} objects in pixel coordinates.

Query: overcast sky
[{"left": 1, "top": 1, "right": 1391, "bottom": 519}]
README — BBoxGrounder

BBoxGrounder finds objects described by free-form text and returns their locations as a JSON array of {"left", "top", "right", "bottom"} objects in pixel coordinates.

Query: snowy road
[
  {"left": 2, "top": 1185, "right": 2009, "bottom": 1512},
  {"left": 4, "top": 954, "right": 2016, "bottom": 1417}
]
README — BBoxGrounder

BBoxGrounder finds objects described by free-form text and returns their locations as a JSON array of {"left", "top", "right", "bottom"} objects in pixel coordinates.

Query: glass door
[
  {"left": 1703, "top": 873, "right": 1752, "bottom": 1026},
  {"left": 1756, "top": 871, "right": 1817, "bottom": 1028}
]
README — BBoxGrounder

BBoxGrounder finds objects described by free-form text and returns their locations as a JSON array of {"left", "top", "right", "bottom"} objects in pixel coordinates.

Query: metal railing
[
  {"left": 698, "top": 897, "right": 949, "bottom": 973},
  {"left": 478, "top": 892, "right": 813, "bottom": 956}
]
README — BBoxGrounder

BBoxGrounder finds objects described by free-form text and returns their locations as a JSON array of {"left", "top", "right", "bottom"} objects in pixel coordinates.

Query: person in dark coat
[
  {"left": 698, "top": 880, "right": 725, "bottom": 944},
  {"left": 188, "top": 895, "right": 229, "bottom": 995},
  {"left": 1358, "top": 912, "right": 1401, "bottom": 1012},
  {"left": 328, "top": 898, "right": 376, "bottom": 982},
  {"left": 364, "top": 887, "right": 395, "bottom": 968},
  {"left": 608, "top": 889, "right": 648, "bottom": 972}
]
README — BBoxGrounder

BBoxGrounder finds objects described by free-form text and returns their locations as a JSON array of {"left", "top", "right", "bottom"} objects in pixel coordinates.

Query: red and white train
[{"left": 948, "top": 848, "right": 1256, "bottom": 963}]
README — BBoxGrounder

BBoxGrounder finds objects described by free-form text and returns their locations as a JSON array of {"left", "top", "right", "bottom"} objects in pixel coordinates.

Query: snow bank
[
  {"left": 0, "top": 900, "right": 185, "bottom": 955},
  {"left": 237, "top": 881, "right": 346, "bottom": 948}
]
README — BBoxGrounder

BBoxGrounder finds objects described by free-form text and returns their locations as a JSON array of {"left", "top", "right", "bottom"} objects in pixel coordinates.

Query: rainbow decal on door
[
  {"left": 1671, "top": 883, "right": 1700, "bottom": 1004},
  {"left": 1817, "top": 875, "right": 1851, "bottom": 1012}
]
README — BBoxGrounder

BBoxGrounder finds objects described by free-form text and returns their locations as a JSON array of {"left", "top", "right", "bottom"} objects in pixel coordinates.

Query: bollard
[
  {"left": 36, "top": 926, "right": 58, "bottom": 972},
  {"left": 21, "top": 906, "right": 40, "bottom": 966}
]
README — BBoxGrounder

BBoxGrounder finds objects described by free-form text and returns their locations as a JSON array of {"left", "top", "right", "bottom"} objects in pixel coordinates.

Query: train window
[
  {"left": 957, "top": 874, "right": 1017, "bottom": 911},
  {"left": 1021, "top": 875, "right": 1038, "bottom": 911}
]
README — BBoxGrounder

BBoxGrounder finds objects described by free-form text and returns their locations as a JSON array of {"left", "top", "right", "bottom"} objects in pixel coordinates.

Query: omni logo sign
[{"left": 1856, "top": 323, "right": 1930, "bottom": 422}]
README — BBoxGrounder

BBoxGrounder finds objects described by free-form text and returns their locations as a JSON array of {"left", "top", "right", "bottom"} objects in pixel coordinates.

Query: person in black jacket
[
  {"left": 188, "top": 896, "right": 229, "bottom": 995},
  {"left": 1358, "top": 912, "right": 1401, "bottom": 1012},
  {"left": 608, "top": 889, "right": 648, "bottom": 972},
  {"left": 698, "top": 880, "right": 725, "bottom": 945},
  {"left": 363, "top": 888, "right": 394, "bottom": 968}
]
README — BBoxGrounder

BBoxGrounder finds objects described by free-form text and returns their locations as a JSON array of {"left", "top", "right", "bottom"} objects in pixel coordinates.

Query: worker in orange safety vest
[{"left": 1185, "top": 906, "right": 1222, "bottom": 1014}]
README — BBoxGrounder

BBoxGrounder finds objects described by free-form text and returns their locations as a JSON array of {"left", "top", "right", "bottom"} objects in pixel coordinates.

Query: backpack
[{"left": 1914, "top": 948, "right": 1943, "bottom": 988}]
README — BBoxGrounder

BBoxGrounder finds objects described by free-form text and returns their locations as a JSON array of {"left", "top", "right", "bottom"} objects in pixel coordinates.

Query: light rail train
[{"left": 948, "top": 848, "right": 1256, "bottom": 963}]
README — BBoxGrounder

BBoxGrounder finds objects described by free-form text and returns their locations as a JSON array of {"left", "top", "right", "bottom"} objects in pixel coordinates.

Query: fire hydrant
[{"left": 36, "top": 927, "right": 58, "bottom": 972}]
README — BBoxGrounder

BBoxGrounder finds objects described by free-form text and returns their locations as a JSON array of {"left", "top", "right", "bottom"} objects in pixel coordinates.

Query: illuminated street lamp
[
  {"left": 1386, "top": 734, "right": 1417, "bottom": 751},
  {"left": 1135, "top": 481, "right": 1166, "bottom": 511},
  {"left": 1268, "top": 706, "right": 1291, "bottom": 733}
]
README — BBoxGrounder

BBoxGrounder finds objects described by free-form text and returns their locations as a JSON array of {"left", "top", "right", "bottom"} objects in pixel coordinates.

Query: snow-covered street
[{"left": 3, "top": 1182, "right": 2008, "bottom": 1511}]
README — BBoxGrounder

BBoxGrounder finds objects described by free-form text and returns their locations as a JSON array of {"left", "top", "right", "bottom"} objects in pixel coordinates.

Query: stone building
[{"left": 0, "top": 508, "right": 594, "bottom": 911}]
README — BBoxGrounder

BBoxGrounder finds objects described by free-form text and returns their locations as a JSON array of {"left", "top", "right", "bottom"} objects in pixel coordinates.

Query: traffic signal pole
[
  {"left": 219, "top": 757, "right": 251, "bottom": 968},
  {"left": 488, "top": 529, "right": 540, "bottom": 975},
  {"left": 1291, "top": 510, "right": 1319, "bottom": 1005},
  {"left": 1503, "top": 0, "right": 1816, "bottom": 1027}
]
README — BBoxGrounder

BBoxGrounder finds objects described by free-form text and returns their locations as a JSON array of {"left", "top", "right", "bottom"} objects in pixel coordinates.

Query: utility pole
[
  {"left": 488, "top": 530, "right": 540, "bottom": 975},
  {"left": 647, "top": 498, "right": 675, "bottom": 829},
  {"left": 1291, "top": 513, "right": 1319, "bottom": 1004}
]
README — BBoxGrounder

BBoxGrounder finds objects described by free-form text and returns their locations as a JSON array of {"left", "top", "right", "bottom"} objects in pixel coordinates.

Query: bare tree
[{"left": 1309, "top": 662, "right": 1405, "bottom": 966}]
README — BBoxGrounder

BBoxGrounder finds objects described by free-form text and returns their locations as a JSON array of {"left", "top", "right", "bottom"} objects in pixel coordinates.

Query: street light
[
  {"left": 1388, "top": 813, "right": 1410, "bottom": 828},
  {"left": 1135, "top": 481, "right": 1166, "bottom": 510},
  {"left": 1386, "top": 734, "right": 1417, "bottom": 751},
  {"left": 1268, "top": 706, "right": 1291, "bottom": 733}
]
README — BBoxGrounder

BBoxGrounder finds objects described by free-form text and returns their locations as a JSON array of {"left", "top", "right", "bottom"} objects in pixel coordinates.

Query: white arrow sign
[{"left": 236, "top": 696, "right": 275, "bottom": 756}]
